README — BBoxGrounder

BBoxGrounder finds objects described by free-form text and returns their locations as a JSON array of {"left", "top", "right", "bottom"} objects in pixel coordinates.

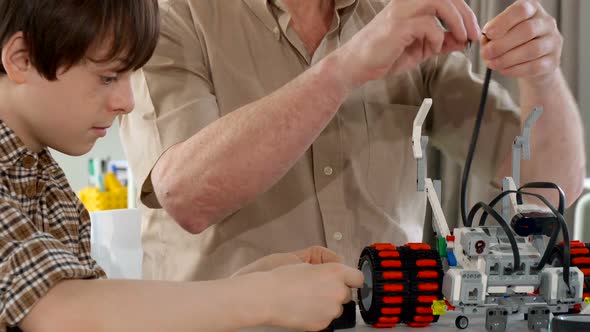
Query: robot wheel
[{"left": 357, "top": 243, "right": 444, "bottom": 328}]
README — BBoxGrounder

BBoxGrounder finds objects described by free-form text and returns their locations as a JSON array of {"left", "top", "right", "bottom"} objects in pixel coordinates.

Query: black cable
[
  {"left": 461, "top": 68, "right": 493, "bottom": 226},
  {"left": 472, "top": 189, "right": 570, "bottom": 289},
  {"left": 477, "top": 183, "right": 565, "bottom": 226},
  {"left": 516, "top": 182, "right": 566, "bottom": 214},
  {"left": 518, "top": 190, "right": 570, "bottom": 290},
  {"left": 474, "top": 189, "right": 558, "bottom": 263},
  {"left": 516, "top": 183, "right": 568, "bottom": 287},
  {"left": 474, "top": 187, "right": 565, "bottom": 271},
  {"left": 467, "top": 201, "right": 521, "bottom": 273}
]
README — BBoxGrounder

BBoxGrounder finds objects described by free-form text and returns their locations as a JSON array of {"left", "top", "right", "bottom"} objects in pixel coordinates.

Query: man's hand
[
  {"left": 481, "top": 0, "right": 563, "bottom": 89},
  {"left": 334, "top": 0, "right": 480, "bottom": 90},
  {"left": 232, "top": 246, "right": 342, "bottom": 277}
]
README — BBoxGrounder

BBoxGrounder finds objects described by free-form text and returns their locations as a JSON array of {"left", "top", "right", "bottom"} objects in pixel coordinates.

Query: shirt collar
[
  {"left": 272, "top": 0, "right": 357, "bottom": 12},
  {"left": 243, "top": 0, "right": 359, "bottom": 34},
  {"left": 243, "top": 0, "right": 279, "bottom": 34},
  {"left": 0, "top": 120, "right": 56, "bottom": 171}
]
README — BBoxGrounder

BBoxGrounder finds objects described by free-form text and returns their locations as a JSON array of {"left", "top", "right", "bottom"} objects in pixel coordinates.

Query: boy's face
[{"left": 16, "top": 48, "right": 135, "bottom": 156}]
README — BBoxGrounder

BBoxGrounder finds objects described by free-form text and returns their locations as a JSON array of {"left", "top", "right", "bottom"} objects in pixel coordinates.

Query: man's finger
[
  {"left": 410, "top": 0, "right": 468, "bottom": 42},
  {"left": 404, "top": 16, "right": 446, "bottom": 55},
  {"left": 451, "top": 0, "right": 481, "bottom": 41},
  {"left": 441, "top": 32, "right": 469, "bottom": 54},
  {"left": 482, "top": 17, "right": 552, "bottom": 60},
  {"left": 496, "top": 54, "right": 556, "bottom": 78},
  {"left": 483, "top": 0, "right": 538, "bottom": 40},
  {"left": 487, "top": 35, "right": 554, "bottom": 71}
]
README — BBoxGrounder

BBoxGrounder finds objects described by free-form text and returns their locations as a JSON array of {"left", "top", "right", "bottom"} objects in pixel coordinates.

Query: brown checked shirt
[
  {"left": 120, "top": 0, "right": 521, "bottom": 281},
  {"left": 0, "top": 121, "right": 105, "bottom": 331}
]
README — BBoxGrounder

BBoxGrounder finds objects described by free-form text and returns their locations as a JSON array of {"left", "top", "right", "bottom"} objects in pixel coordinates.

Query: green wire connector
[{"left": 437, "top": 237, "right": 447, "bottom": 258}]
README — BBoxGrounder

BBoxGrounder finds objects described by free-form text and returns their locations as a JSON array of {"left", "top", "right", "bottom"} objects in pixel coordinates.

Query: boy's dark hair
[{"left": 0, "top": 0, "right": 160, "bottom": 80}]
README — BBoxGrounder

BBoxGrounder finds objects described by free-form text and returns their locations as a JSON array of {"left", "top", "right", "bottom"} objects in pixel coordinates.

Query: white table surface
[{"left": 242, "top": 309, "right": 532, "bottom": 332}]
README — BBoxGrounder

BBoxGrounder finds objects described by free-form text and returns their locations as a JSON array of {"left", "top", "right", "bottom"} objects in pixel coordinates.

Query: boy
[{"left": 0, "top": 1, "right": 363, "bottom": 331}]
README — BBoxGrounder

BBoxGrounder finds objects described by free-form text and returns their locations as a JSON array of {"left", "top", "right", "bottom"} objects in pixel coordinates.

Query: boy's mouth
[
  {"left": 92, "top": 124, "right": 112, "bottom": 130},
  {"left": 91, "top": 126, "right": 110, "bottom": 137}
]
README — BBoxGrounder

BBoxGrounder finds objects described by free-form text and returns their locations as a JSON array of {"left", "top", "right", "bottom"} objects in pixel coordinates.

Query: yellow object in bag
[{"left": 79, "top": 172, "right": 127, "bottom": 211}]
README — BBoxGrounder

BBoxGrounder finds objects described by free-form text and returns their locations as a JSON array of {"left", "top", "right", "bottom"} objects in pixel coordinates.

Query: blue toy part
[{"left": 447, "top": 251, "right": 457, "bottom": 267}]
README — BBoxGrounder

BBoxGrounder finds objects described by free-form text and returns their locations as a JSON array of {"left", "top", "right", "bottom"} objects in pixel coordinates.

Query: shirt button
[
  {"left": 40, "top": 154, "right": 51, "bottom": 164},
  {"left": 273, "top": 27, "right": 280, "bottom": 34},
  {"left": 333, "top": 232, "right": 343, "bottom": 241},
  {"left": 22, "top": 156, "right": 36, "bottom": 169},
  {"left": 323, "top": 166, "right": 333, "bottom": 176}
]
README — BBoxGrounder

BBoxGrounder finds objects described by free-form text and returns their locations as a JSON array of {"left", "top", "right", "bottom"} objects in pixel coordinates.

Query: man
[{"left": 121, "top": 0, "right": 585, "bottom": 281}]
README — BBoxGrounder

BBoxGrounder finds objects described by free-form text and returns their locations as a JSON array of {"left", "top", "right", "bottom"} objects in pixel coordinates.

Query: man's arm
[
  {"left": 148, "top": 0, "right": 481, "bottom": 233},
  {"left": 150, "top": 57, "right": 349, "bottom": 233},
  {"left": 483, "top": 0, "right": 585, "bottom": 205},
  {"left": 515, "top": 71, "right": 584, "bottom": 205}
]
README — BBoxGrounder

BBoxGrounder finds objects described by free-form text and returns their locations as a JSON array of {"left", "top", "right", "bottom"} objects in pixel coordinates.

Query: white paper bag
[{"left": 90, "top": 208, "right": 143, "bottom": 279}]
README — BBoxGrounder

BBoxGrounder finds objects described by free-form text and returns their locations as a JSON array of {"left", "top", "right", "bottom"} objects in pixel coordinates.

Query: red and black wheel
[
  {"left": 357, "top": 243, "right": 444, "bottom": 328},
  {"left": 551, "top": 240, "right": 590, "bottom": 312}
]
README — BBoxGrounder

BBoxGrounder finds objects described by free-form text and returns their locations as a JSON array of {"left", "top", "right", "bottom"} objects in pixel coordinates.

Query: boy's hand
[
  {"left": 293, "top": 245, "right": 342, "bottom": 264},
  {"left": 232, "top": 246, "right": 342, "bottom": 277},
  {"left": 262, "top": 263, "right": 364, "bottom": 331}
]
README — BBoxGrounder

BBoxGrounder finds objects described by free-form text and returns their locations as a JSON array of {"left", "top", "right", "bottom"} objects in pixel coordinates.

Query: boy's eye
[{"left": 100, "top": 75, "right": 118, "bottom": 85}]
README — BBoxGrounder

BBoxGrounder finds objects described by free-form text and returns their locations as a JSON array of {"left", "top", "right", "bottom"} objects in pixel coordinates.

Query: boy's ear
[{"left": 1, "top": 32, "right": 32, "bottom": 84}]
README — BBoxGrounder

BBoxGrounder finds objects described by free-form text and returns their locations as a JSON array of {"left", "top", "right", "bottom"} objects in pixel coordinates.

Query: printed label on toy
[{"left": 461, "top": 272, "right": 482, "bottom": 280}]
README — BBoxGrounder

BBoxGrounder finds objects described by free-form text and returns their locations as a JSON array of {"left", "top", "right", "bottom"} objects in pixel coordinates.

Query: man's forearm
[
  {"left": 21, "top": 276, "right": 270, "bottom": 332},
  {"left": 508, "top": 69, "right": 585, "bottom": 205},
  {"left": 151, "top": 54, "right": 350, "bottom": 233}
]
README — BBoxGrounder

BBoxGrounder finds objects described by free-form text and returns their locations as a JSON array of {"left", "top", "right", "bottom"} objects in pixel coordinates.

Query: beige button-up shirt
[{"left": 120, "top": 0, "right": 521, "bottom": 281}]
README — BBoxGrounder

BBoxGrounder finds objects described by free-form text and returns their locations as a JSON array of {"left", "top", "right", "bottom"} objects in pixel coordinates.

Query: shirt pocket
[{"left": 363, "top": 102, "right": 420, "bottom": 211}]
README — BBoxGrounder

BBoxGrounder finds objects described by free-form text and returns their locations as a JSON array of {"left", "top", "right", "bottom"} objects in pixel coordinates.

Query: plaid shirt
[{"left": 0, "top": 121, "right": 105, "bottom": 331}]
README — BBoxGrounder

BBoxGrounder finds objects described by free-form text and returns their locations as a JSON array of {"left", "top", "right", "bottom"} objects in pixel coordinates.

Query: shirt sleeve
[
  {"left": 0, "top": 201, "right": 102, "bottom": 330},
  {"left": 119, "top": 0, "right": 220, "bottom": 209},
  {"left": 425, "top": 52, "right": 522, "bottom": 184}
]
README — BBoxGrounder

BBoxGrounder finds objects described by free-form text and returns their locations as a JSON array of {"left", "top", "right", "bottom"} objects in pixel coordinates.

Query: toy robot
[{"left": 357, "top": 98, "right": 588, "bottom": 332}]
